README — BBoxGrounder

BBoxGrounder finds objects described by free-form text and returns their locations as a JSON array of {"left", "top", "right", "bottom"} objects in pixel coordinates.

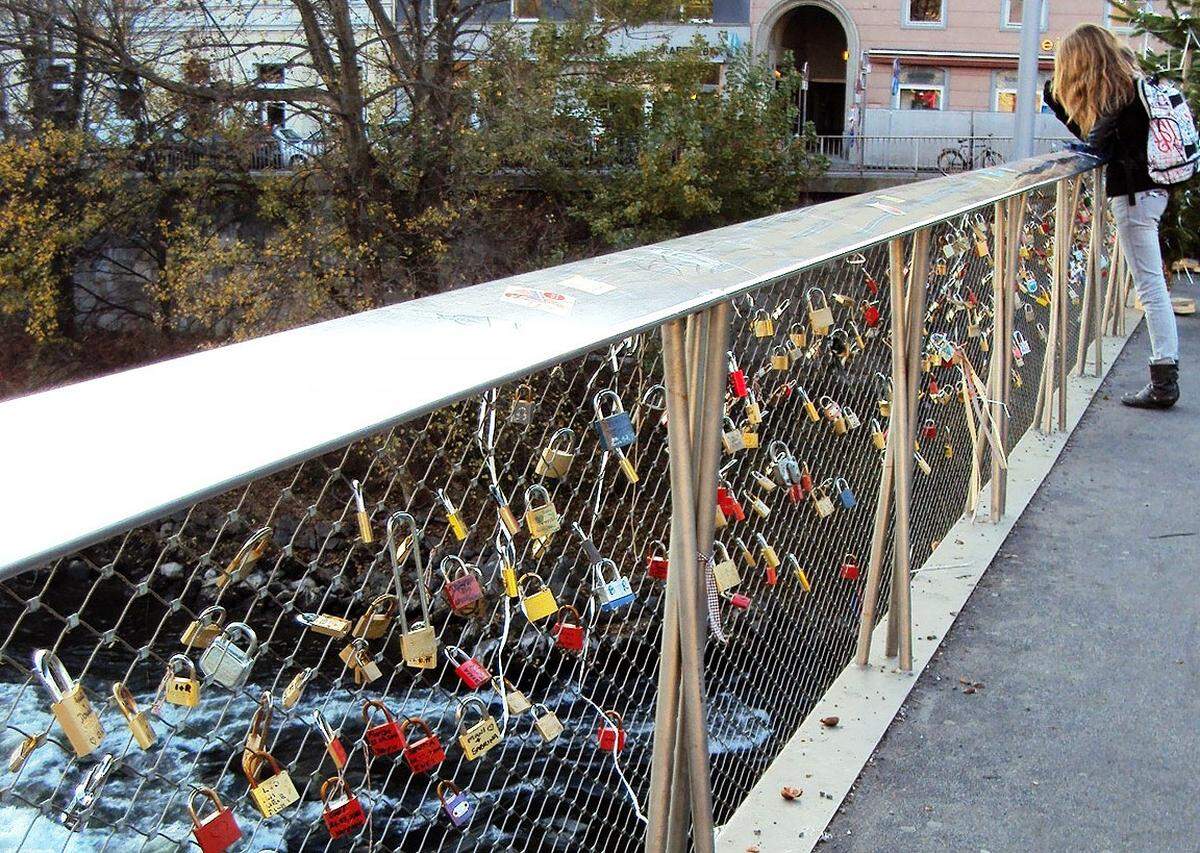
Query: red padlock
[
  {"left": 362, "top": 699, "right": 406, "bottom": 757},
  {"left": 966, "top": 288, "right": 979, "bottom": 306},
  {"left": 728, "top": 353, "right": 748, "bottom": 398},
  {"left": 800, "top": 466, "right": 813, "bottom": 495},
  {"left": 716, "top": 486, "right": 745, "bottom": 522},
  {"left": 321, "top": 776, "right": 367, "bottom": 839},
  {"left": 840, "top": 553, "right": 860, "bottom": 581},
  {"left": 447, "top": 645, "right": 491, "bottom": 689},
  {"left": 862, "top": 301, "right": 880, "bottom": 327},
  {"left": 928, "top": 376, "right": 939, "bottom": 395},
  {"left": 441, "top": 556, "right": 485, "bottom": 614},
  {"left": 399, "top": 717, "right": 446, "bottom": 774},
  {"left": 725, "top": 592, "right": 751, "bottom": 610},
  {"left": 597, "top": 709, "right": 627, "bottom": 753},
  {"left": 865, "top": 274, "right": 879, "bottom": 295},
  {"left": 922, "top": 419, "right": 937, "bottom": 440},
  {"left": 189, "top": 788, "right": 242, "bottom": 853},
  {"left": 313, "top": 710, "right": 348, "bottom": 770},
  {"left": 764, "top": 563, "right": 778, "bottom": 586},
  {"left": 645, "top": 539, "right": 669, "bottom": 581},
  {"left": 787, "top": 482, "right": 804, "bottom": 504},
  {"left": 552, "top": 604, "right": 586, "bottom": 652}
]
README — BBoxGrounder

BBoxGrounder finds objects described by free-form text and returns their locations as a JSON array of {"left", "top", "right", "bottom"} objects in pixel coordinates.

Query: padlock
[
  {"left": 724, "top": 591, "right": 752, "bottom": 610},
  {"left": 1036, "top": 321, "right": 1047, "bottom": 342},
  {"left": 592, "top": 389, "right": 636, "bottom": 450},
  {"left": 836, "top": 476, "right": 856, "bottom": 509},
  {"left": 497, "top": 677, "right": 533, "bottom": 714},
  {"left": 552, "top": 604, "right": 586, "bottom": 652},
  {"left": 807, "top": 287, "right": 834, "bottom": 335},
  {"left": 828, "top": 327, "right": 852, "bottom": 363},
  {"left": 750, "top": 307, "right": 775, "bottom": 337},
  {"left": 189, "top": 787, "right": 242, "bottom": 853},
  {"left": 942, "top": 236, "right": 956, "bottom": 258},
  {"left": 281, "top": 667, "right": 313, "bottom": 709},
  {"left": 313, "top": 710, "right": 348, "bottom": 771},
  {"left": 518, "top": 572, "right": 559, "bottom": 621},
  {"left": 752, "top": 469, "right": 777, "bottom": 492},
  {"left": 241, "top": 691, "right": 273, "bottom": 776},
  {"left": 734, "top": 536, "right": 756, "bottom": 568},
  {"left": 363, "top": 700, "right": 408, "bottom": 756},
  {"left": 438, "top": 780, "right": 475, "bottom": 828},
  {"left": 871, "top": 419, "right": 888, "bottom": 450},
  {"left": 711, "top": 542, "right": 741, "bottom": 593},
  {"left": 935, "top": 258, "right": 947, "bottom": 275},
  {"left": 840, "top": 554, "right": 861, "bottom": 581},
  {"left": 245, "top": 750, "right": 299, "bottom": 818},
  {"left": 321, "top": 775, "right": 367, "bottom": 839},
  {"left": 180, "top": 605, "right": 226, "bottom": 649},
  {"left": 755, "top": 533, "right": 780, "bottom": 569},
  {"left": 787, "top": 321, "right": 808, "bottom": 352},
  {"left": 497, "top": 532, "right": 520, "bottom": 597},
  {"left": 457, "top": 696, "right": 502, "bottom": 760},
  {"left": 639, "top": 383, "right": 669, "bottom": 429},
  {"left": 162, "top": 653, "right": 201, "bottom": 708},
  {"left": 509, "top": 382, "right": 536, "bottom": 425},
  {"left": 447, "top": 645, "right": 492, "bottom": 689},
  {"left": 198, "top": 622, "right": 258, "bottom": 690},
  {"left": 788, "top": 554, "right": 813, "bottom": 592},
  {"left": 727, "top": 352, "right": 748, "bottom": 398},
  {"left": 862, "top": 300, "right": 881, "bottom": 327},
  {"left": 488, "top": 484, "right": 521, "bottom": 537},
  {"left": 877, "top": 372, "right": 893, "bottom": 418},
  {"left": 353, "top": 593, "right": 399, "bottom": 639},
  {"left": 593, "top": 558, "right": 635, "bottom": 612},
  {"left": 721, "top": 416, "right": 746, "bottom": 454},
  {"left": 400, "top": 716, "right": 446, "bottom": 774},
  {"left": 945, "top": 440, "right": 954, "bottom": 459},
  {"left": 798, "top": 386, "right": 820, "bottom": 422},
  {"left": 645, "top": 539, "right": 669, "bottom": 580},
  {"left": 437, "top": 488, "right": 469, "bottom": 541},
  {"left": 612, "top": 445, "right": 640, "bottom": 484},
  {"left": 529, "top": 703, "right": 565, "bottom": 743},
  {"left": 440, "top": 556, "right": 485, "bottom": 615},
  {"left": 215, "top": 526, "right": 272, "bottom": 590},
  {"left": 716, "top": 484, "right": 745, "bottom": 522},
  {"left": 764, "top": 556, "right": 778, "bottom": 586},
  {"left": 388, "top": 511, "right": 439, "bottom": 669},
  {"left": 812, "top": 486, "right": 835, "bottom": 518},
  {"left": 297, "top": 611, "right": 352, "bottom": 638},
  {"left": 820, "top": 395, "right": 847, "bottom": 435},
  {"left": 922, "top": 419, "right": 937, "bottom": 440},
  {"left": 745, "top": 391, "right": 763, "bottom": 424},
  {"left": 769, "top": 345, "right": 790, "bottom": 371},
  {"left": 535, "top": 427, "right": 577, "bottom": 478},
  {"left": 597, "top": 710, "right": 627, "bottom": 753},
  {"left": 524, "top": 484, "right": 561, "bottom": 538},
  {"left": 915, "top": 449, "right": 933, "bottom": 475},
  {"left": 843, "top": 406, "right": 862, "bottom": 431},
  {"left": 339, "top": 637, "right": 383, "bottom": 685},
  {"left": 740, "top": 419, "right": 760, "bottom": 449},
  {"left": 974, "top": 232, "right": 989, "bottom": 258},
  {"left": 113, "top": 681, "right": 155, "bottom": 750},
  {"left": 746, "top": 491, "right": 771, "bottom": 519},
  {"left": 350, "top": 479, "right": 373, "bottom": 544}
]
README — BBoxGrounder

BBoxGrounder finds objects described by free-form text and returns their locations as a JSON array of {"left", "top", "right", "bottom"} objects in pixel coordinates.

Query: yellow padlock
[
  {"left": 246, "top": 750, "right": 300, "bottom": 818},
  {"left": 350, "top": 479, "right": 373, "bottom": 544},
  {"left": 518, "top": 573, "right": 559, "bottom": 622},
  {"left": 33, "top": 650, "right": 104, "bottom": 758},
  {"left": 113, "top": 681, "right": 155, "bottom": 750}
]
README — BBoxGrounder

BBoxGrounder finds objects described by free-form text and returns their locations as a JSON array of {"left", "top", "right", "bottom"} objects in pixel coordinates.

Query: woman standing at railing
[{"left": 1045, "top": 23, "right": 1181, "bottom": 409}]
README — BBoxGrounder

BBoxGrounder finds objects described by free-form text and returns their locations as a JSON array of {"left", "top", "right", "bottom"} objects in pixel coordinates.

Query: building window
[
  {"left": 255, "top": 63, "right": 285, "bottom": 85},
  {"left": 1002, "top": 0, "right": 1049, "bottom": 29},
  {"left": 903, "top": 0, "right": 945, "bottom": 27},
  {"left": 894, "top": 67, "right": 946, "bottom": 109},
  {"left": 264, "top": 102, "right": 285, "bottom": 127},
  {"left": 992, "top": 70, "right": 1051, "bottom": 112},
  {"left": 511, "top": 0, "right": 539, "bottom": 19}
]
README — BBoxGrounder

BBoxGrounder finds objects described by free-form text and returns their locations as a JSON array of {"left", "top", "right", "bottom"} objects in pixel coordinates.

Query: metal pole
[
  {"left": 989, "top": 199, "right": 1007, "bottom": 522},
  {"left": 1013, "top": 0, "right": 1044, "bottom": 159},
  {"left": 854, "top": 405, "right": 896, "bottom": 666}
]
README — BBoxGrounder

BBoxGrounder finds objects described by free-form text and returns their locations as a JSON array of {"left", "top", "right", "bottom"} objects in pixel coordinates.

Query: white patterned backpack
[{"left": 1137, "top": 76, "right": 1199, "bottom": 185}]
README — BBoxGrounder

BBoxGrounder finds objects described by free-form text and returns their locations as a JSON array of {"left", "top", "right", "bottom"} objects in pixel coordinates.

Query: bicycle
[{"left": 937, "top": 136, "right": 1003, "bottom": 175}]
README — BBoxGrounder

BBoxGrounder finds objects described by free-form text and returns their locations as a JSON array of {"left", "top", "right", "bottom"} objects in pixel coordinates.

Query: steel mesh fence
[{"left": 0, "top": 172, "right": 1112, "bottom": 851}]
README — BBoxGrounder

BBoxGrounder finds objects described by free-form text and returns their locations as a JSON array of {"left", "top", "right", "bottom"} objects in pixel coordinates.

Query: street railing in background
[
  {"left": 813, "top": 135, "right": 1070, "bottom": 175},
  {"left": 0, "top": 151, "right": 1123, "bottom": 852}
]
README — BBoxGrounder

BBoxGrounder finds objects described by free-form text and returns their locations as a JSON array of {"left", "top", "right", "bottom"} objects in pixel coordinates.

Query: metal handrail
[{"left": 0, "top": 150, "right": 1100, "bottom": 579}]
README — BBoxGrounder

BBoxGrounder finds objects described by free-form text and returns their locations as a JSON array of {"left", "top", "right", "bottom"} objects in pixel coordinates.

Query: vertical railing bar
[
  {"left": 1074, "top": 169, "right": 1104, "bottom": 375},
  {"left": 988, "top": 198, "right": 1007, "bottom": 522},
  {"left": 1057, "top": 175, "right": 1083, "bottom": 425},
  {"left": 1092, "top": 170, "right": 1107, "bottom": 375},
  {"left": 884, "top": 236, "right": 908, "bottom": 662}
]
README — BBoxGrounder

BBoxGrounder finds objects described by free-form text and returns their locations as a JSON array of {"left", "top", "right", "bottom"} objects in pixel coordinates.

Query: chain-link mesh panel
[{"left": 0, "top": 174, "right": 1111, "bottom": 851}]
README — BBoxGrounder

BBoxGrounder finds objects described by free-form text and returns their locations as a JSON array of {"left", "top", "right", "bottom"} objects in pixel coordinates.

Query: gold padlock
[
  {"left": 242, "top": 691, "right": 273, "bottom": 776},
  {"left": 871, "top": 419, "right": 887, "bottom": 451},
  {"left": 740, "top": 420, "right": 760, "bottom": 449},
  {"left": 438, "top": 488, "right": 469, "bottom": 541},
  {"left": 339, "top": 638, "right": 383, "bottom": 684},
  {"left": 769, "top": 345, "right": 790, "bottom": 371},
  {"left": 714, "top": 504, "right": 728, "bottom": 529},
  {"left": 353, "top": 593, "right": 398, "bottom": 640},
  {"left": 812, "top": 487, "right": 835, "bottom": 518},
  {"left": 745, "top": 393, "right": 763, "bottom": 425},
  {"left": 388, "top": 511, "right": 440, "bottom": 669},
  {"left": 746, "top": 492, "right": 771, "bottom": 519},
  {"left": 488, "top": 484, "right": 521, "bottom": 536},
  {"left": 180, "top": 605, "right": 226, "bottom": 648},
  {"left": 750, "top": 307, "right": 775, "bottom": 337},
  {"left": 788, "top": 321, "right": 807, "bottom": 349},
  {"left": 535, "top": 428, "right": 576, "bottom": 478},
  {"left": 281, "top": 667, "right": 313, "bottom": 709},
  {"left": 350, "top": 479, "right": 373, "bottom": 544},
  {"left": 733, "top": 536, "right": 756, "bottom": 567},
  {"left": 113, "top": 681, "right": 155, "bottom": 750},
  {"left": 524, "top": 485, "right": 561, "bottom": 538},
  {"left": 752, "top": 470, "right": 777, "bottom": 493},
  {"left": 531, "top": 704, "right": 564, "bottom": 743},
  {"left": 246, "top": 750, "right": 300, "bottom": 818},
  {"left": 497, "top": 532, "right": 519, "bottom": 597},
  {"left": 787, "top": 554, "right": 812, "bottom": 592},
  {"left": 807, "top": 287, "right": 835, "bottom": 335},
  {"left": 798, "top": 387, "right": 820, "bottom": 422},
  {"left": 711, "top": 543, "right": 741, "bottom": 593},
  {"left": 162, "top": 654, "right": 201, "bottom": 708},
  {"left": 297, "top": 611, "right": 352, "bottom": 638},
  {"left": 499, "top": 678, "right": 532, "bottom": 715},
  {"left": 915, "top": 450, "right": 933, "bottom": 476},
  {"left": 33, "top": 650, "right": 104, "bottom": 758},
  {"left": 216, "top": 527, "right": 272, "bottom": 589},
  {"left": 755, "top": 533, "right": 781, "bottom": 569},
  {"left": 518, "top": 573, "right": 559, "bottom": 622},
  {"left": 457, "top": 697, "right": 502, "bottom": 760}
]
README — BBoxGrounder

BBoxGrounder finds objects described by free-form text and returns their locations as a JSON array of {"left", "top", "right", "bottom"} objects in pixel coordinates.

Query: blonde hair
[{"left": 1051, "top": 23, "right": 1136, "bottom": 134}]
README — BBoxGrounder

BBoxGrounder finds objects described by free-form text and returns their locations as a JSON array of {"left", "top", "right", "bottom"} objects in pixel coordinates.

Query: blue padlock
[
  {"left": 836, "top": 476, "right": 856, "bottom": 509},
  {"left": 592, "top": 390, "right": 636, "bottom": 451},
  {"left": 594, "top": 558, "right": 636, "bottom": 612},
  {"left": 438, "top": 780, "right": 474, "bottom": 828}
]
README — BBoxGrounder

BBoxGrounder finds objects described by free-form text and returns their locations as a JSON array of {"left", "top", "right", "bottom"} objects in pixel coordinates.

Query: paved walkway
[{"left": 821, "top": 316, "right": 1200, "bottom": 853}]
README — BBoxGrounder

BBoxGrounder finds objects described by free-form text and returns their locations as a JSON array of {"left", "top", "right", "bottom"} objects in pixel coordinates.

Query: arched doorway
[{"left": 772, "top": 4, "right": 848, "bottom": 136}]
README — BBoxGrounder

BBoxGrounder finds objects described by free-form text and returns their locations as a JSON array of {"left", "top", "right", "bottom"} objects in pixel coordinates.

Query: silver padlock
[
  {"left": 594, "top": 558, "right": 635, "bottom": 613},
  {"left": 198, "top": 622, "right": 258, "bottom": 690}
]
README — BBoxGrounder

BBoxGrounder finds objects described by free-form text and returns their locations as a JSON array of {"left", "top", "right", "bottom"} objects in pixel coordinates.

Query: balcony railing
[
  {"left": 0, "top": 150, "right": 1121, "bottom": 852},
  {"left": 814, "top": 134, "right": 1071, "bottom": 176}
]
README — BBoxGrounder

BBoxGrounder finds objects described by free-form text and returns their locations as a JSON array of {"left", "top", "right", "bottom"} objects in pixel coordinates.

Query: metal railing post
[
  {"left": 988, "top": 199, "right": 1008, "bottom": 522},
  {"left": 1075, "top": 169, "right": 1106, "bottom": 376}
]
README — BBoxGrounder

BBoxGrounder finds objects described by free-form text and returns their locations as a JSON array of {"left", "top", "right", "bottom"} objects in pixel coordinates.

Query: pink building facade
[{"left": 749, "top": 0, "right": 1138, "bottom": 136}]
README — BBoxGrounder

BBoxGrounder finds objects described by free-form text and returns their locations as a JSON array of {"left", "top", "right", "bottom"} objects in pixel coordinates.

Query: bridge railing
[
  {"left": 814, "top": 134, "right": 1071, "bottom": 175},
  {"left": 0, "top": 151, "right": 1117, "bottom": 852}
]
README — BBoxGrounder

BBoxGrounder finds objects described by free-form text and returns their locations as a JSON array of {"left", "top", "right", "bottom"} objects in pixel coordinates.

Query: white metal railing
[{"left": 814, "top": 135, "right": 1070, "bottom": 176}]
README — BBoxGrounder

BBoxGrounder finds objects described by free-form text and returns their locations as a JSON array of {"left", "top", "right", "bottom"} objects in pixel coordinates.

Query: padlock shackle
[
  {"left": 166, "top": 652, "right": 197, "bottom": 678},
  {"left": 398, "top": 715, "right": 436, "bottom": 742},
  {"left": 556, "top": 603, "right": 582, "bottom": 626},
  {"left": 244, "top": 749, "right": 284, "bottom": 786},
  {"left": 439, "top": 554, "right": 467, "bottom": 580},
  {"left": 524, "top": 484, "right": 551, "bottom": 506},
  {"left": 386, "top": 510, "right": 431, "bottom": 633},
  {"left": 835, "top": 476, "right": 851, "bottom": 490},
  {"left": 361, "top": 698, "right": 396, "bottom": 726},
  {"left": 640, "top": 383, "right": 667, "bottom": 409},
  {"left": 220, "top": 622, "right": 258, "bottom": 654},
  {"left": 188, "top": 786, "right": 225, "bottom": 826},
  {"left": 806, "top": 287, "right": 828, "bottom": 308},
  {"left": 320, "top": 774, "right": 353, "bottom": 806},
  {"left": 545, "top": 427, "right": 576, "bottom": 452},
  {"left": 601, "top": 709, "right": 624, "bottom": 730},
  {"left": 193, "top": 605, "right": 226, "bottom": 627},
  {"left": 516, "top": 571, "right": 548, "bottom": 598},
  {"left": 712, "top": 541, "right": 731, "bottom": 564},
  {"left": 767, "top": 439, "right": 790, "bottom": 461},
  {"left": 754, "top": 532, "right": 769, "bottom": 548},
  {"left": 349, "top": 479, "right": 367, "bottom": 513},
  {"left": 112, "top": 681, "right": 140, "bottom": 720},
  {"left": 32, "top": 649, "right": 73, "bottom": 702},
  {"left": 312, "top": 709, "right": 337, "bottom": 744},
  {"left": 592, "top": 388, "right": 624, "bottom": 418},
  {"left": 444, "top": 644, "right": 469, "bottom": 665},
  {"left": 436, "top": 780, "right": 462, "bottom": 804},
  {"left": 455, "top": 695, "right": 487, "bottom": 726},
  {"left": 248, "top": 691, "right": 273, "bottom": 740},
  {"left": 593, "top": 557, "right": 619, "bottom": 583}
]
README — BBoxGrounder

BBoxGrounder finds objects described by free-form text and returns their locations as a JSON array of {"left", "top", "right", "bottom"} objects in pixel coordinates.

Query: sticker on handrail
[
  {"left": 502, "top": 285, "right": 576, "bottom": 315},
  {"left": 866, "top": 200, "right": 904, "bottom": 215},
  {"left": 559, "top": 274, "right": 615, "bottom": 295}
]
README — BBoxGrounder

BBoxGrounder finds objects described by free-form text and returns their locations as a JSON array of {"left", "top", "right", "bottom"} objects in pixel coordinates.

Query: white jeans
[{"left": 1111, "top": 190, "right": 1178, "bottom": 363}]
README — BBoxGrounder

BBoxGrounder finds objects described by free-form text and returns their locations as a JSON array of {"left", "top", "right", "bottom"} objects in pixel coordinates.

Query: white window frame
[
  {"left": 902, "top": 0, "right": 947, "bottom": 29},
  {"left": 991, "top": 70, "right": 1049, "bottom": 111},
  {"left": 892, "top": 67, "right": 948, "bottom": 110},
  {"left": 1001, "top": 0, "right": 1049, "bottom": 30}
]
